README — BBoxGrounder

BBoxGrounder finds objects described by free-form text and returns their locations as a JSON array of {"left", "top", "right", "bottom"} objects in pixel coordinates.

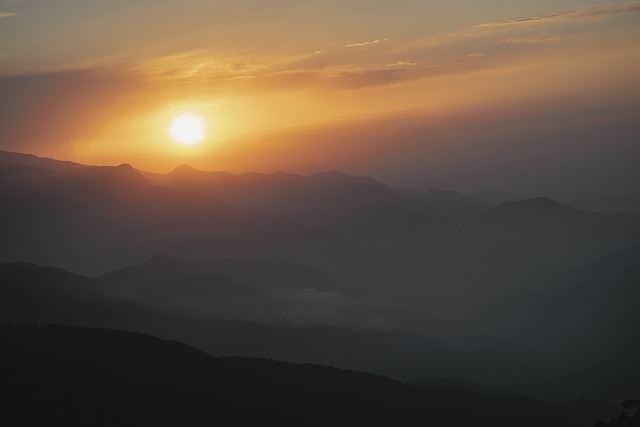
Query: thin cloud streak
[
  {"left": 345, "top": 39, "right": 388, "bottom": 48},
  {"left": 500, "top": 34, "right": 574, "bottom": 44},
  {"left": 478, "top": 1, "right": 640, "bottom": 27},
  {"left": 0, "top": 12, "right": 17, "bottom": 18},
  {"left": 118, "top": 1, "right": 640, "bottom": 95}
]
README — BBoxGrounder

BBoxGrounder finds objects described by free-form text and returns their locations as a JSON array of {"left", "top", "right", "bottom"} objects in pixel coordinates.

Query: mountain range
[{"left": 1, "top": 149, "right": 639, "bottom": 415}]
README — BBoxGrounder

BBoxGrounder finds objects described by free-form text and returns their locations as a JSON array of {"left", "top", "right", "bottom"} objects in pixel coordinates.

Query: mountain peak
[
  {"left": 170, "top": 164, "right": 202, "bottom": 174},
  {"left": 116, "top": 163, "right": 135, "bottom": 171},
  {"left": 68, "top": 164, "right": 149, "bottom": 190},
  {"left": 108, "top": 163, "right": 145, "bottom": 179}
]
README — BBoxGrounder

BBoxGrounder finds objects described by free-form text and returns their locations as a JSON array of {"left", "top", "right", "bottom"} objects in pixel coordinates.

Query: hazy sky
[{"left": 1, "top": 0, "right": 639, "bottom": 198}]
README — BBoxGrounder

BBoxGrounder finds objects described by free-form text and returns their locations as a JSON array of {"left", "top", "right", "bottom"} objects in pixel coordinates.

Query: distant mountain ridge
[
  {"left": 150, "top": 163, "right": 432, "bottom": 229},
  {"left": 471, "top": 189, "right": 528, "bottom": 206},
  {"left": 0, "top": 154, "right": 347, "bottom": 274},
  {"left": 2, "top": 149, "right": 640, "bottom": 319},
  {"left": 0, "top": 149, "right": 87, "bottom": 170},
  {"left": 574, "top": 194, "right": 640, "bottom": 216},
  {"left": 414, "top": 188, "right": 491, "bottom": 216}
]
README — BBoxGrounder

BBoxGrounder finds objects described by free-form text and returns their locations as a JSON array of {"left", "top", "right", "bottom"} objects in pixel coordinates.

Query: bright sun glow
[{"left": 168, "top": 113, "right": 207, "bottom": 146}]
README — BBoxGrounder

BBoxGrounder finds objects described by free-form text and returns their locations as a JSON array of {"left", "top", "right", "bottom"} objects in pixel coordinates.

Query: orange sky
[{"left": 1, "top": 0, "right": 639, "bottom": 196}]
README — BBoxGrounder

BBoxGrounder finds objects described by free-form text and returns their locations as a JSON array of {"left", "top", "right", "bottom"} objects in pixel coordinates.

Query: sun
[{"left": 168, "top": 112, "right": 207, "bottom": 146}]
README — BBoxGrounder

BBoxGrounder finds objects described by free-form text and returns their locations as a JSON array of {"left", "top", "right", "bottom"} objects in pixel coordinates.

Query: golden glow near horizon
[
  {"left": 168, "top": 113, "right": 207, "bottom": 146},
  {"left": 1, "top": 0, "right": 639, "bottom": 189}
]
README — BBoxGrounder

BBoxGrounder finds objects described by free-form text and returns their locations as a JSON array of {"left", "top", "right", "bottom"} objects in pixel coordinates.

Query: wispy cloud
[
  {"left": 129, "top": 1, "right": 640, "bottom": 95},
  {"left": 135, "top": 51, "right": 270, "bottom": 83},
  {"left": 500, "top": 34, "right": 572, "bottom": 44},
  {"left": 478, "top": 1, "right": 640, "bottom": 27},
  {"left": 345, "top": 39, "right": 387, "bottom": 48},
  {"left": 0, "top": 12, "right": 17, "bottom": 18},
  {"left": 386, "top": 61, "right": 417, "bottom": 67}
]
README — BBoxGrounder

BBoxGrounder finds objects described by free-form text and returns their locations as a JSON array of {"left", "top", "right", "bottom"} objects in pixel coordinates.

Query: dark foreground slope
[
  {"left": 0, "top": 324, "right": 431, "bottom": 427},
  {"left": 0, "top": 324, "right": 618, "bottom": 427}
]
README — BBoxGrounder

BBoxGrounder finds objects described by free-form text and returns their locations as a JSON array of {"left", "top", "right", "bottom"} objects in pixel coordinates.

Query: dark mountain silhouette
[
  {"left": 1, "top": 324, "right": 619, "bottom": 427},
  {"left": 108, "top": 254, "right": 342, "bottom": 292},
  {"left": 100, "top": 255, "right": 564, "bottom": 361},
  {"left": 415, "top": 188, "right": 491, "bottom": 216},
  {"left": 471, "top": 189, "right": 528, "bottom": 206},
  {"left": 0, "top": 159, "right": 349, "bottom": 274},
  {"left": 395, "top": 186, "right": 423, "bottom": 198},
  {"left": 2, "top": 150, "right": 640, "bottom": 406},
  {"left": 3, "top": 151, "right": 640, "bottom": 320},
  {"left": 0, "top": 262, "right": 565, "bottom": 398},
  {"left": 566, "top": 244, "right": 640, "bottom": 285},
  {"left": 410, "top": 377, "right": 512, "bottom": 396},
  {"left": 342, "top": 197, "right": 640, "bottom": 318},
  {"left": 0, "top": 324, "right": 441, "bottom": 427},
  {"left": 470, "top": 198, "right": 640, "bottom": 268},
  {"left": 493, "top": 196, "right": 572, "bottom": 213},
  {"left": 102, "top": 266, "right": 270, "bottom": 321},
  {"left": 148, "top": 165, "right": 431, "bottom": 229},
  {"left": 0, "top": 149, "right": 86, "bottom": 170},
  {"left": 596, "top": 399, "right": 640, "bottom": 427},
  {"left": 99, "top": 255, "right": 368, "bottom": 325},
  {"left": 574, "top": 194, "right": 640, "bottom": 216},
  {"left": 473, "top": 245, "right": 640, "bottom": 400}
]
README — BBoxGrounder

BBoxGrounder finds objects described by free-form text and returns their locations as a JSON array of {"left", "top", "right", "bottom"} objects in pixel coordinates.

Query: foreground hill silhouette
[{"left": 0, "top": 324, "right": 619, "bottom": 427}]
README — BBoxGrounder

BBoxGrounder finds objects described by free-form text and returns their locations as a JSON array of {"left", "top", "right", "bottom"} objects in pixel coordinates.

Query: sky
[{"left": 1, "top": 0, "right": 639, "bottom": 198}]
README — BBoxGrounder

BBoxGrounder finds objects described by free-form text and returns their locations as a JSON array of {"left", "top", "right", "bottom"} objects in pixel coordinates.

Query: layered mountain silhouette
[
  {"left": 100, "top": 255, "right": 347, "bottom": 324},
  {"left": 574, "top": 194, "right": 640, "bottom": 216},
  {"left": 471, "top": 189, "right": 528, "bottom": 206},
  {"left": 413, "top": 188, "right": 492, "bottom": 216},
  {"left": 2, "top": 149, "right": 640, "bottom": 318},
  {"left": 1, "top": 149, "right": 640, "bottom": 412},
  {"left": 0, "top": 153, "right": 347, "bottom": 274},
  {"left": 0, "top": 149, "right": 86, "bottom": 170},
  {"left": 0, "top": 262, "right": 560, "bottom": 397},
  {"left": 474, "top": 244, "right": 640, "bottom": 400},
  {"left": 410, "top": 377, "right": 512, "bottom": 396},
  {"left": 148, "top": 165, "right": 431, "bottom": 229},
  {"left": 106, "top": 254, "right": 342, "bottom": 292},
  {"left": 2, "top": 324, "right": 620, "bottom": 427}
]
